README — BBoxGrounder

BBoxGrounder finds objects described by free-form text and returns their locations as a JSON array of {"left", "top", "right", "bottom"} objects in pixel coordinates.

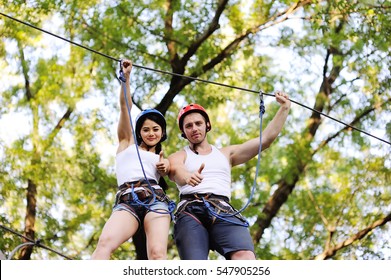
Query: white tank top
[
  {"left": 116, "top": 144, "right": 160, "bottom": 186},
  {"left": 178, "top": 145, "right": 231, "bottom": 199}
]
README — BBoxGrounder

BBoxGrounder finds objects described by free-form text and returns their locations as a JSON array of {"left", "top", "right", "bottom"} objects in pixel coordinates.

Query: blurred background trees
[{"left": 0, "top": 0, "right": 390, "bottom": 260}]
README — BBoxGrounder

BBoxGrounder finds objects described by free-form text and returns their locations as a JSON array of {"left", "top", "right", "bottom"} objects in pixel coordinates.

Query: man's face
[{"left": 182, "top": 112, "right": 207, "bottom": 144}]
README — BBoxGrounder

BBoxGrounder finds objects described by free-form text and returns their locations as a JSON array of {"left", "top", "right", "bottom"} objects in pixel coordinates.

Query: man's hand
[
  {"left": 275, "top": 90, "right": 291, "bottom": 109},
  {"left": 186, "top": 163, "right": 205, "bottom": 187}
]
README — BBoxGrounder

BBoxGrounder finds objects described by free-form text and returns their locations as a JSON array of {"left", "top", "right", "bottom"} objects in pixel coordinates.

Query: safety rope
[
  {"left": 202, "top": 91, "right": 266, "bottom": 227},
  {"left": 118, "top": 62, "right": 176, "bottom": 217}
]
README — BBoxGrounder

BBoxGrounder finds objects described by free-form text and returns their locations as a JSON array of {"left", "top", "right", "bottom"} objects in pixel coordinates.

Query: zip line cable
[
  {"left": 0, "top": 224, "right": 73, "bottom": 260},
  {"left": 0, "top": 12, "right": 390, "bottom": 146}
]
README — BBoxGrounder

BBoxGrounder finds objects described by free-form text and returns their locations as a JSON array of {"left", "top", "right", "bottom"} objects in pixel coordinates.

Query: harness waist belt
[
  {"left": 118, "top": 179, "right": 164, "bottom": 202},
  {"left": 118, "top": 179, "right": 158, "bottom": 191},
  {"left": 120, "top": 188, "right": 165, "bottom": 202},
  {"left": 180, "top": 193, "right": 229, "bottom": 203}
]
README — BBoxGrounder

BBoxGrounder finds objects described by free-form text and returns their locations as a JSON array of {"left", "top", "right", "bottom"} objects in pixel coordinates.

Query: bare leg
[
  {"left": 144, "top": 211, "right": 171, "bottom": 260},
  {"left": 91, "top": 211, "right": 139, "bottom": 259}
]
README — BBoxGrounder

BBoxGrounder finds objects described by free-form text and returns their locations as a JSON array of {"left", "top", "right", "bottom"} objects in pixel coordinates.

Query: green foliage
[{"left": 0, "top": 0, "right": 390, "bottom": 260}]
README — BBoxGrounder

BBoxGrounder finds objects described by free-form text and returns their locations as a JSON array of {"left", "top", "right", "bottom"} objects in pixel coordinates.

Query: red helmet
[{"left": 177, "top": 103, "right": 211, "bottom": 138}]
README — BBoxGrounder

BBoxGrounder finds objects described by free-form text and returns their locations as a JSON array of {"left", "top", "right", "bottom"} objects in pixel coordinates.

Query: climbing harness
[
  {"left": 114, "top": 179, "right": 173, "bottom": 214},
  {"left": 117, "top": 60, "right": 176, "bottom": 218},
  {"left": 176, "top": 193, "right": 248, "bottom": 227}
]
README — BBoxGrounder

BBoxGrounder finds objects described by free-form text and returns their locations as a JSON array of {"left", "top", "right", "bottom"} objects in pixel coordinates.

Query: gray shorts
[{"left": 174, "top": 201, "right": 254, "bottom": 259}]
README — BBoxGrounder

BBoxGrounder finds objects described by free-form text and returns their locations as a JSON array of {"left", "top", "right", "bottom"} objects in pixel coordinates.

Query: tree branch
[
  {"left": 17, "top": 39, "right": 32, "bottom": 101},
  {"left": 164, "top": 0, "right": 180, "bottom": 67},
  {"left": 315, "top": 212, "right": 391, "bottom": 260},
  {"left": 181, "top": 0, "right": 229, "bottom": 64},
  {"left": 312, "top": 98, "right": 391, "bottom": 155},
  {"left": 157, "top": 1, "right": 313, "bottom": 113},
  {"left": 43, "top": 107, "right": 74, "bottom": 152}
]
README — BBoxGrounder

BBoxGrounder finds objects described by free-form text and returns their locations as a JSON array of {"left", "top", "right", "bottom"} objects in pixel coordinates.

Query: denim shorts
[
  {"left": 173, "top": 202, "right": 254, "bottom": 260},
  {"left": 113, "top": 197, "right": 170, "bottom": 226}
]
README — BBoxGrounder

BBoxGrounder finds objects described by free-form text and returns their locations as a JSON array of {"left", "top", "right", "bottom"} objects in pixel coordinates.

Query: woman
[{"left": 91, "top": 59, "right": 172, "bottom": 260}]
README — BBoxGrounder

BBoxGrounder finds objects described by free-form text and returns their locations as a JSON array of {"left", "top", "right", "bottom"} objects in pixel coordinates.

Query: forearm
[
  {"left": 119, "top": 59, "right": 133, "bottom": 110},
  {"left": 169, "top": 166, "right": 190, "bottom": 187},
  {"left": 117, "top": 66, "right": 133, "bottom": 142},
  {"left": 262, "top": 105, "right": 290, "bottom": 148},
  {"left": 119, "top": 74, "right": 132, "bottom": 110}
]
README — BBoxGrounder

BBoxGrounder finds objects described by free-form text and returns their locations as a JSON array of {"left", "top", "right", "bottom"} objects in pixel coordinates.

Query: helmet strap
[{"left": 189, "top": 143, "right": 199, "bottom": 155}]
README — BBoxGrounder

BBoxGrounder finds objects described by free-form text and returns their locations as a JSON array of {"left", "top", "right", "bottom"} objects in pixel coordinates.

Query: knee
[
  {"left": 148, "top": 245, "right": 167, "bottom": 260},
  {"left": 96, "top": 234, "right": 115, "bottom": 252},
  {"left": 91, "top": 235, "right": 116, "bottom": 260},
  {"left": 230, "top": 250, "right": 255, "bottom": 260}
]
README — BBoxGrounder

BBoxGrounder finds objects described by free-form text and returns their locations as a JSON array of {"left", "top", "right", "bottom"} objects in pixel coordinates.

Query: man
[{"left": 168, "top": 91, "right": 291, "bottom": 260}]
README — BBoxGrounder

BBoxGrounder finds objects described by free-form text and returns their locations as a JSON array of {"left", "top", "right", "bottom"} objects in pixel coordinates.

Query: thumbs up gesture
[
  {"left": 156, "top": 151, "right": 170, "bottom": 176},
  {"left": 186, "top": 163, "right": 205, "bottom": 187},
  {"left": 198, "top": 163, "right": 205, "bottom": 174}
]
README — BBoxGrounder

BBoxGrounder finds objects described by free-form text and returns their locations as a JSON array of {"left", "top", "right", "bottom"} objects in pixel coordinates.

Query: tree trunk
[{"left": 19, "top": 179, "right": 37, "bottom": 259}]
